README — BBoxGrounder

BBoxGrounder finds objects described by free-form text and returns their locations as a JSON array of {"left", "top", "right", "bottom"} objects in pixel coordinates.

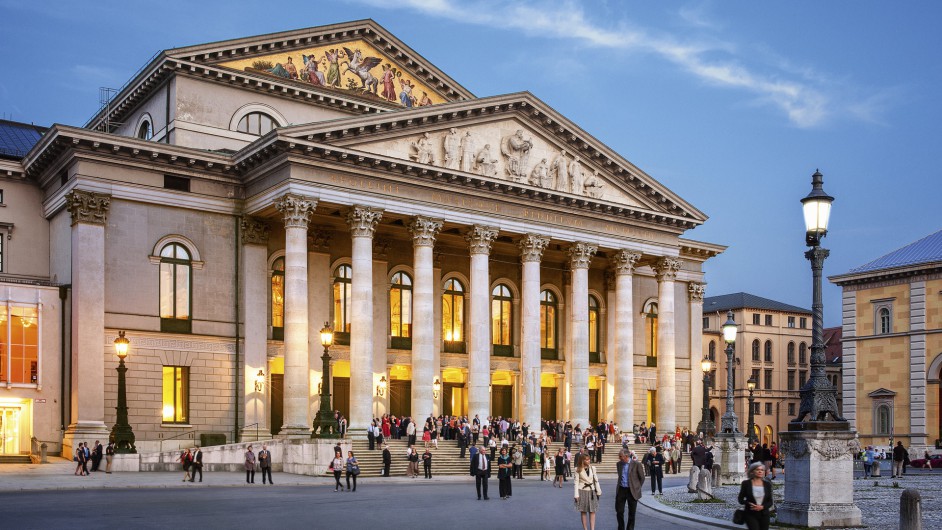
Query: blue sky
[{"left": 2, "top": 1, "right": 940, "bottom": 326}]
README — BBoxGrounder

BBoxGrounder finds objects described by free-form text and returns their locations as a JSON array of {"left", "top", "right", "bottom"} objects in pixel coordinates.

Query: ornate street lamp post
[
  {"left": 697, "top": 355, "right": 715, "bottom": 439},
  {"left": 110, "top": 331, "right": 136, "bottom": 453},
  {"left": 311, "top": 322, "right": 340, "bottom": 438},
  {"left": 746, "top": 376, "right": 757, "bottom": 444},
  {"left": 720, "top": 311, "right": 740, "bottom": 433}
]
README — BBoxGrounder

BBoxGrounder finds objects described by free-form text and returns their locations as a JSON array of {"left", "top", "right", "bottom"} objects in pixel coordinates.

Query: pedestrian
[
  {"left": 542, "top": 445, "right": 552, "bottom": 481},
  {"left": 82, "top": 443, "right": 91, "bottom": 475},
  {"left": 670, "top": 444, "right": 681, "bottom": 474},
  {"left": 423, "top": 426, "right": 431, "bottom": 450},
  {"left": 924, "top": 450, "right": 932, "bottom": 470},
  {"left": 407, "top": 418, "right": 417, "bottom": 446},
  {"left": 574, "top": 454, "right": 602, "bottom": 530},
  {"left": 91, "top": 440, "right": 103, "bottom": 472},
  {"left": 345, "top": 450, "right": 359, "bottom": 492},
  {"left": 382, "top": 444, "right": 391, "bottom": 477},
  {"left": 180, "top": 448, "right": 192, "bottom": 482},
  {"left": 512, "top": 445, "right": 524, "bottom": 479},
  {"left": 863, "top": 446, "right": 875, "bottom": 478},
  {"left": 329, "top": 450, "right": 344, "bottom": 491},
  {"left": 407, "top": 446, "right": 419, "bottom": 478},
  {"left": 892, "top": 441, "right": 907, "bottom": 478},
  {"left": 472, "top": 448, "right": 491, "bottom": 500},
  {"left": 645, "top": 447, "right": 664, "bottom": 495},
  {"left": 615, "top": 449, "right": 645, "bottom": 530},
  {"left": 498, "top": 447, "right": 513, "bottom": 499},
  {"left": 554, "top": 447, "right": 566, "bottom": 488},
  {"left": 105, "top": 442, "right": 114, "bottom": 474},
  {"left": 422, "top": 448, "right": 433, "bottom": 479},
  {"left": 244, "top": 445, "right": 256, "bottom": 484},
  {"left": 74, "top": 444, "right": 87, "bottom": 476},
  {"left": 761, "top": 443, "right": 773, "bottom": 478},
  {"left": 367, "top": 420, "right": 377, "bottom": 451},
  {"left": 190, "top": 445, "right": 203, "bottom": 483},
  {"left": 738, "top": 462, "right": 773, "bottom": 530},
  {"left": 258, "top": 444, "right": 272, "bottom": 485}
]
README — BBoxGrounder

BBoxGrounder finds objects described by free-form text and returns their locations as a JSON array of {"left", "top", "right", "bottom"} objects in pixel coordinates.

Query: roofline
[{"left": 829, "top": 261, "right": 942, "bottom": 285}]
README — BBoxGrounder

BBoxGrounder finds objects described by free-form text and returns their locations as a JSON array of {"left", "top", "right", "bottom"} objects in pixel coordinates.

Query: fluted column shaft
[
  {"left": 567, "top": 242, "right": 597, "bottom": 429},
  {"left": 688, "top": 283, "right": 706, "bottom": 434},
  {"left": 519, "top": 234, "right": 550, "bottom": 430},
  {"left": 467, "top": 226, "right": 499, "bottom": 422},
  {"left": 347, "top": 206, "right": 383, "bottom": 430},
  {"left": 613, "top": 250, "right": 641, "bottom": 430},
  {"left": 240, "top": 217, "right": 271, "bottom": 440},
  {"left": 410, "top": 217, "right": 443, "bottom": 421},
  {"left": 654, "top": 257, "right": 682, "bottom": 434},
  {"left": 276, "top": 194, "right": 316, "bottom": 436}
]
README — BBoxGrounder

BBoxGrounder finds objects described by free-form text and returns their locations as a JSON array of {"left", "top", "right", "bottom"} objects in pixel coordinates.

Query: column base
[
  {"left": 240, "top": 426, "right": 273, "bottom": 442},
  {"left": 776, "top": 501, "right": 862, "bottom": 528},
  {"left": 62, "top": 421, "right": 110, "bottom": 458},
  {"left": 713, "top": 433, "right": 747, "bottom": 485},
  {"left": 277, "top": 425, "right": 312, "bottom": 439}
]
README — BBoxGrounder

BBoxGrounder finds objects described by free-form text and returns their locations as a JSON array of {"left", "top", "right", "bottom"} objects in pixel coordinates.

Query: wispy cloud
[{"left": 353, "top": 0, "right": 879, "bottom": 128}]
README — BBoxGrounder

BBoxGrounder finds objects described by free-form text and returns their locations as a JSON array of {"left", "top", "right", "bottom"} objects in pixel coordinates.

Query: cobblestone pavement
[{"left": 656, "top": 471, "right": 941, "bottom": 529}]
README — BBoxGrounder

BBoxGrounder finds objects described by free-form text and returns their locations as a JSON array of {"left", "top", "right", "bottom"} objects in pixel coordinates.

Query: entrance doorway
[
  {"left": 333, "top": 377, "right": 350, "bottom": 421},
  {"left": 541, "top": 387, "right": 557, "bottom": 420},
  {"left": 389, "top": 380, "right": 412, "bottom": 418},
  {"left": 492, "top": 385, "right": 513, "bottom": 418},
  {"left": 589, "top": 389, "right": 599, "bottom": 426},
  {"left": 270, "top": 374, "right": 283, "bottom": 436},
  {"left": 646, "top": 390, "right": 657, "bottom": 425},
  {"left": 0, "top": 405, "right": 25, "bottom": 454},
  {"left": 443, "top": 383, "right": 465, "bottom": 416}
]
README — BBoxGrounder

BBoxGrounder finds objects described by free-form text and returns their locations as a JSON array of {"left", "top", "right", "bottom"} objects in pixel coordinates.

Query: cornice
[
  {"left": 679, "top": 238, "right": 727, "bottom": 261},
  {"left": 829, "top": 263, "right": 942, "bottom": 287}
]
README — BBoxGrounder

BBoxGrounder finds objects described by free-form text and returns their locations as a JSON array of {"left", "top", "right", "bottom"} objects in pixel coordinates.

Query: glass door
[{"left": 0, "top": 407, "right": 21, "bottom": 454}]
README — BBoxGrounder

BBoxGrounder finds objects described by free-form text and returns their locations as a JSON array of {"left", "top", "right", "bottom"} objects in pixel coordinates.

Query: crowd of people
[{"left": 72, "top": 440, "right": 114, "bottom": 476}]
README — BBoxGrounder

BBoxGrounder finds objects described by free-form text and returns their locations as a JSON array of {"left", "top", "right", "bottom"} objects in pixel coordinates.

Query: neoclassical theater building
[{"left": 4, "top": 20, "right": 725, "bottom": 455}]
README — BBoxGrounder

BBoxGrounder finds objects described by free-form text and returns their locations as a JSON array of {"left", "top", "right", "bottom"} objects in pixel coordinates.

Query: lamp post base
[
  {"left": 713, "top": 433, "right": 747, "bottom": 485},
  {"left": 310, "top": 409, "right": 341, "bottom": 439}
]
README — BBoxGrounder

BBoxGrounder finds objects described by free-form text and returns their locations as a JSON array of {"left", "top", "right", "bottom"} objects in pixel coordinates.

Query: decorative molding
[
  {"left": 779, "top": 437, "right": 859, "bottom": 460},
  {"left": 465, "top": 225, "right": 499, "bottom": 256},
  {"left": 274, "top": 193, "right": 316, "bottom": 229},
  {"left": 409, "top": 216, "right": 444, "bottom": 247},
  {"left": 653, "top": 257, "right": 683, "bottom": 282},
  {"left": 373, "top": 238, "right": 391, "bottom": 260},
  {"left": 308, "top": 227, "right": 332, "bottom": 252},
  {"left": 148, "top": 234, "right": 205, "bottom": 270},
  {"left": 567, "top": 242, "right": 598, "bottom": 270},
  {"left": 106, "top": 332, "right": 236, "bottom": 355},
  {"left": 518, "top": 234, "right": 550, "bottom": 263},
  {"left": 688, "top": 282, "right": 706, "bottom": 303},
  {"left": 240, "top": 216, "right": 271, "bottom": 246},
  {"left": 346, "top": 205, "right": 383, "bottom": 238},
  {"left": 611, "top": 250, "right": 642, "bottom": 276},
  {"left": 66, "top": 189, "right": 110, "bottom": 226},
  {"left": 604, "top": 269, "right": 616, "bottom": 291}
]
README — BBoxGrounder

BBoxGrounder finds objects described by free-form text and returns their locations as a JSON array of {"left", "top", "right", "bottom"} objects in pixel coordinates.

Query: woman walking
[
  {"left": 345, "top": 450, "right": 359, "bottom": 492},
  {"left": 329, "top": 450, "right": 344, "bottom": 491},
  {"left": 573, "top": 454, "right": 602, "bottom": 530},
  {"left": 181, "top": 448, "right": 192, "bottom": 482},
  {"left": 423, "top": 427, "right": 431, "bottom": 450},
  {"left": 542, "top": 445, "right": 552, "bottom": 481},
  {"left": 554, "top": 448, "right": 566, "bottom": 488},
  {"left": 498, "top": 447, "right": 513, "bottom": 499},
  {"left": 738, "top": 462, "right": 773, "bottom": 530},
  {"left": 244, "top": 445, "right": 256, "bottom": 484},
  {"left": 74, "top": 445, "right": 87, "bottom": 476}
]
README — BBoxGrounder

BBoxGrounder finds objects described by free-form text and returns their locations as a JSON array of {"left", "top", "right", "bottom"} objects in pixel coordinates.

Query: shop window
[{"left": 0, "top": 305, "right": 39, "bottom": 385}]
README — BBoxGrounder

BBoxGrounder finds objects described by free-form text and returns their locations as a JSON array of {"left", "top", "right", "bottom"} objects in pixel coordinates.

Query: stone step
[{"left": 0, "top": 455, "right": 32, "bottom": 464}]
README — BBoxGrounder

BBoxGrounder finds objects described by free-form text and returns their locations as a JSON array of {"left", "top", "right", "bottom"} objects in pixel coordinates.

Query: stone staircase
[{"left": 0, "top": 454, "right": 32, "bottom": 464}]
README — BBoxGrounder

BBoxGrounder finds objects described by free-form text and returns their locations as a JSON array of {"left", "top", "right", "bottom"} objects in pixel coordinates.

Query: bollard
[
  {"left": 711, "top": 465, "right": 721, "bottom": 488},
  {"left": 697, "top": 468, "right": 713, "bottom": 500},
  {"left": 872, "top": 460, "right": 882, "bottom": 477},
  {"left": 900, "top": 488, "right": 922, "bottom": 530},
  {"left": 40, "top": 442, "right": 48, "bottom": 464}
]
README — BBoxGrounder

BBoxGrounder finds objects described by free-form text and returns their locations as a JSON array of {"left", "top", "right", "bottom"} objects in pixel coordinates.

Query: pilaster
[{"left": 240, "top": 216, "right": 271, "bottom": 441}]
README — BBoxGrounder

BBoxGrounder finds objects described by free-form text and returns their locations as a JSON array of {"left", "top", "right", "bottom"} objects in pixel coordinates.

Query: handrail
[
  {"left": 245, "top": 423, "right": 260, "bottom": 442},
  {"left": 160, "top": 430, "right": 197, "bottom": 453}
]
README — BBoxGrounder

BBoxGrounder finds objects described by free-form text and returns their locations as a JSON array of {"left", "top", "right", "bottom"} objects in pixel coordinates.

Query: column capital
[
  {"left": 653, "top": 257, "right": 683, "bottom": 281},
  {"left": 688, "top": 282, "right": 706, "bottom": 302},
  {"left": 275, "top": 194, "right": 317, "bottom": 229},
  {"left": 240, "top": 216, "right": 271, "bottom": 246},
  {"left": 409, "top": 216, "right": 444, "bottom": 247},
  {"left": 66, "top": 190, "right": 111, "bottom": 226},
  {"left": 611, "top": 249, "right": 642, "bottom": 276},
  {"left": 465, "top": 225, "right": 499, "bottom": 255},
  {"left": 567, "top": 242, "right": 598, "bottom": 270},
  {"left": 346, "top": 205, "right": 384, "bottom": 238},
  {"left": 518, "top": 234, "right": 550, "bottom": 263},
  {"left": 307, "top": 227, "right": 332, "bottom": 252}
]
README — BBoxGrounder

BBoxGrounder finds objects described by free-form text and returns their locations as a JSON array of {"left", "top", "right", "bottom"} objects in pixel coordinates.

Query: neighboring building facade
[
  {"left": 8, "top": 20, "right": 725, "bottom": 456},
  {"left": 830, "top": 229, "right": 942, "bottom": 453},
  {"left": 824, "top": 326, "right": 843, "bottom": 412},
  {"left": 702, "top": 292, "right": 812, "bottom": 445}
]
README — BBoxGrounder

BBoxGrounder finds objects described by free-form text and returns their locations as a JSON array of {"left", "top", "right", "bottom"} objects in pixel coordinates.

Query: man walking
[
  {"left": 258, "top": 445, "right": 272, "bottom": 484},
  {"left": 381, "top": 444, "right": 391, "bottom": 477},
  {"left": 471, "top": 450, "right": 491, "bottom": 500},
  {"left": 190, "top": 446, "right": 203, "bottom": 482},
  {"left": 422, "top": 448, "right": 433, "bottom": 479},
  {"left": 892, "top": 441, "right": 908, "bottom": 478},
  {"left": 407, "top": 418, "right": 417, "bottom": 447},
  {"left": 615, "top": 449, "right": 645, "bottom": 530}
]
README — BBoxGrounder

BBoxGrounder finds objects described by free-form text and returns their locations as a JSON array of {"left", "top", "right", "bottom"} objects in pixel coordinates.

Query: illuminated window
[
  {"left": 645, "top": 301, "right": 658, "bottom": 366},
  {"left": 442, "top": 278, "right": 465, "bottom": 353},
  {"left": 159, "top": 243, "right": 191, "bottom": 333},
  {"left": 389, "top": 271, "right": 412, "bottom": 349},
  {"left": 491, "top": 284, "right": 513, "bottom": 357},
  {"left": 236, "top": 112, "right": 278, "bottom": 136},
  {"left": 588, "top": 295, "right": 600, "bottom": 363},
  {"left": 162, "top": 366, "right": 189, "bottom": 424},
  {"left": 270, "top": 257, "right": 284, "bottom": 341},
  {"left": 333, "top": 265, "right": 352, "bottom": 345},
  {"left": 0, "top": 305, "right": 39, "bottom": 385},
  {"left": 540, "top": 290, "right": 558, "bottom": 359}
]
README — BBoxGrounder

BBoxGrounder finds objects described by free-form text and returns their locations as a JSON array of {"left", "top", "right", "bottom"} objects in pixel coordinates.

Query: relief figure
[
  {"left": 459, "top": 132, "right": 476, "bottom": 173},
  {"left": 500, "top": 129, "right": 533, "bottom": 182},
  {"left": 410, "top": 132, "right": 434, "bottom": 165},
  {"left": 443, "top": 128, "right": 460, "bottom": 170},
  {"left": 569, "top": 156, "right": 584, "bottom": 195},
  {"left": 551, "top": 149, "right": 569, "bottom": 192},
  {"left": 584, "top": 170, "right": 605, "bottom": 198},
  {"left": 530, "top": 158, "right": 550, "bottom": 187},
  {"left": 475, "top": 144, "right": 499, "bottom": 177}
]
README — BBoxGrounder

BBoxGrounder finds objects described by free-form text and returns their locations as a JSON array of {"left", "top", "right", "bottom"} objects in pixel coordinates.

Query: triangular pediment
[
  {"left": 279, "top": 94, "right": 707, "bottom": 221},
  {"left": 868, "top": 388, "right": 897, "bottom": 398}
]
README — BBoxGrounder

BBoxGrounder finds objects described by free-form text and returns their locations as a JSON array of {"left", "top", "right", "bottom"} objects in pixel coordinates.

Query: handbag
[
  {"left": 352, "top": 465, "right": 361, "bottom": 476},
  {"left": 733, "top": 509, "right": 745, "bottom": 525}
]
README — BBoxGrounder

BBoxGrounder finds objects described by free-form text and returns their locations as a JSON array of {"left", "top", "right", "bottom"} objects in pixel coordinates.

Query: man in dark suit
[
  {"left": 615, "top": 449, "right": 645, "bottom": 530},
  {"left": 190, "top": 446, "right": 204, "bottom": 482},
  {"left": 458, "top": 429, "right": 467, "bottom": 458},
  {"left": 257, "top": 445, "right": 272, "bottom": 484},
  {"left": 471, "top": 451, "right": 491, "bottom": 500},
  {"left": 381, "top": 444, "right": 391, "bottom": 477},
  {"left": 91, "top": 441, "right": 103, "bottom": 472}
]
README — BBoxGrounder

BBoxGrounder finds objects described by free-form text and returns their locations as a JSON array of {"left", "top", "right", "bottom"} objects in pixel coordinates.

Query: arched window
[
  {"left": 271, "top": 257, "right": 285, "bottom": 340},
  {"left": 333, "top": 265, "right": 352, "bottom": 345},
  {"left": 492, "top": 284, "right": 513, "bottom": 357},
  {"left": 540, "top": 290, "right": 558, "bottom": 359},
  {"left": 237, "top": 111, "right": 278, "bottom": 136},
  {"left": 159, "top": 243, "right": 192, "bottom": 333},
  {"left": 799, "top": 342, "right": 807, "bottom": 365},
  {"left": 708, "top": 340, "right": 716, "bottom": 361},
  {"left": 879, "top": 308, "right": 891, "bottom": 334},
  {"left": 875, "top": 403, "right": 892, "bottom": 435},
  {"left": 752, "top": 339, "right": 761, "bottom": 361},
  {"left": 588, "top": 295, "right": 601, "bottom": 363},
  {"left": 442, "top": 278, "right": 465, "bottom": 353},
  {"left": 787, "top": 342, "right": 795, "bottom": 364},
  {"left": 644, "top": 301, "right": 658, "bottom": 366},
  {"left": 137, "top": 119, "right": 153, "bottom": 140},
  {"left": 389, "top": 272, "right": 412, "bottom": 349},
  {"left": 764, "top": 340, "right": 773, "bottom": 362}
]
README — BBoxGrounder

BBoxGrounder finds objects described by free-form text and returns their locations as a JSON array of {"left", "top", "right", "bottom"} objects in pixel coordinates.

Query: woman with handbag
[
  {"left": 737, "top": 462, "right": 773, "bottom": 530},
  {"left": 345, "top": 450, "right": 359, "bottom": 492},
  {"left": 329, "top": 450, "right": 344, "bottom": 491},
  {"left": 573, "top": 454, "right": 601, "bottom": 530},
  {"left": 497, "top": 447, "right": 513, "bottom": 499},
  {"left": 243, "top": 445, "right": 256, "bottom": 484}
]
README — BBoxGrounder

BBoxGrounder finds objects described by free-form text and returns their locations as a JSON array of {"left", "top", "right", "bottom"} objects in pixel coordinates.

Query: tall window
[
  {"left": 787, "top": 370, "right": 795, "bottom": 390},
  {"left": 800, "top": 317, "right": 807, "bottom": 329},
  {"left": 708, "top": 340, "right": 716, "bottom": 361},
  {"left": 588, "top": 295, "right": 600, "bottom": 363},
  {"left": 765, "top": 315, "right": 773, "bottom": 326},
  {"left": 162, "top": 366, "right": 189, "bottom": 424},
  {"left": 879, "top": 308, "right": 891, "bottom": 334},
  {"left": 787, "top": 316, "right": 795, "bottom": 328},
  {"left": 540, "top": 290, "right": 558, "bottom": 359},
  {"left": 137, "top": 119, "right": 153, "bottom": 140},
  {"left": 799, "top": 342, "right": 807, "bottom": 365},
  {"left": 764, "top": 369, "right": 773, "bottom": 389},
  {"left": 787, "top": 342, "right": 795, "bottom": 364},
  {"left": 271, "top": 257, "right": 284, "bottom": 341},
  {"left": 492, "top": 284, "right": 513, "bottom": 356},
  {"left": 645, "top": 301, "right": 658, "bottom": 366},
  {"left": 333, "top": 265, "right": 352, "bottom": 345},
  {"left": 751, "top": 368, "right": 761, "bottom": 389},
  {"left": 752, "top": 314, "right": 760, "bottom": 325},
  {"left": 875, "top": 403, "right": 892, "bottom": 435},
  {"left": 0, "top": 305, "right": 40, "bottom": 385},
  {"left": 799, "top": 370, "right": 807, "bottom": 387},
  {"left": 751, "top": 339, "right": 760, "bottom": 361},
  {"left": 237, "top": 112, "right": 278, "bottom": 136},
  {"left": 442, "top": 278, "right": 465, "bottom": 353},
  {"left": 702, "top": 316, "right": 709, "bottom": 330},
  {"left": 764, "top": 340, "right": 773, "bottom": 362},
  {"left": 159, "top": 243, "right": 192, "bottom": 333},
  {"left": 389, "top": 272, "right": 413, "bottom": 349}
]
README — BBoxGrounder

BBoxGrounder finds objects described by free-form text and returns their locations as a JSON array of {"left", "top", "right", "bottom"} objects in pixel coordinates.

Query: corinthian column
[
  {"left": 347, "top": 205, "right": 383, "bottom": 432},
  {"left": 409, "top": 216, "right": 443, "bottom": 421},
  {"left": 612, "top": 250, "right": 641, "bottom": 430},
  {"left": 62, "top": 190, "right": 112, "bottom": 456},
  {"left": 466, "top": 225, "right": 499, "bottom": 423},
  {"left": 567, "top": 242, "right": 597, "bottom": 428},
  {"left": 519, "top": 234, "right": 550, "bottom": 430},
  {"left": 653, "top": 257, "right": 682, "bottom": 434},
  {"left": 275, "top": 194, "right": 316, "bottom": 437},
  {"left": 688, "top": 282, "right": 706, "bottom": 435}
]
